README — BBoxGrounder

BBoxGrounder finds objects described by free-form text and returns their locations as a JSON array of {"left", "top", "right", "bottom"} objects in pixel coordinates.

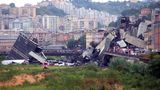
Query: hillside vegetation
[
  {"left": 36, "top": 6, "right": 67, "bottom": 17},
  {"left": 71, "top": 0, "right": 149, "bottom": 15}
]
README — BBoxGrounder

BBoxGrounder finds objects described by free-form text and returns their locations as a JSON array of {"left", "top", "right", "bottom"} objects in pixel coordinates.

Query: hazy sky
[{"left": 0, "top": 0, "right": 129, "bottom": 7}]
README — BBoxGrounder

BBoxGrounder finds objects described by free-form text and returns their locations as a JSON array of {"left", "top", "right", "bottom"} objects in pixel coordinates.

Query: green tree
[
  {"left": 148, "top": 1, "right": 160, "bottom": 9},
  {"left": 0, "top": 56, "right": 5, "bottom": 61},
  {"left": 36, "top": 6, "right": 67, "bottom": 17},
  {"left": 98, "top": 22, "right": 105, "bottom": 28},
  {"left": 121, "top": 9, "right": 140, "bottom": 16},
  {"left": 108, "top": 21, "right": 116, "bottom": 27},
  {"left": 108, "top": 17, "right": 121, "bottom": 28},
  {"left": 148, "top": 60, "right": 160, "bottom": 78},
  {"left": 72, "top": 0, "right": 148, "bottom": 15},
  {"left": 67, "top": 35, "right": 86, "bottom": 49},
  {"left": 67, "top": 38, "right": 78, "bottom": 49},
  {"left": 77, "top": 35, "right": 86, "bottom": 49},
  {"left": 9, "top": 3, "right": 16, "bottom": 8}
]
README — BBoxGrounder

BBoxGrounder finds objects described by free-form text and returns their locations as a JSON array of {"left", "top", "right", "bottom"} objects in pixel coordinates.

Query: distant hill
[
  {"left": 148, "top": 1, "right": 160, "bottom": 9},
  {"left": 120, "top": 1, "right": 160, "bottom": 17},
  {"left": 71, "top": 0, "right": 149, "bottom": 15},
  {"left": 36, "top": 0, "right": 159, "bottom": 16},
  {"left": 36, "top": 5, "right": 67, "bottom": 17}
]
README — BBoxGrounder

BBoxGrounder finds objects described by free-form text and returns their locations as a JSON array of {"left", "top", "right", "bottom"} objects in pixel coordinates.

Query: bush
[
  {"left": 0, "top": 55, "right": 5, "bottom": 61},
  {"left": 82, "top": 63, "right": 99, "bottom": 72},
  {"left": 108, "top": 57, "right": 160, "bottom": 90},
  {"left": 147, "top": 52, "right": 160, "bottom": 60},
  {"left": 129, "top": 62, "right": 148, "bottom": 75},
  {"left": 153, "top": 55, "right": 160, "bottom": 60},
  {"left": 109, "top": 57, "right": 130, "bottom": 72},
  {"left": 148, "top": 60, "right": 160, "bottom": 78},
  {"left": 109, "top": 57, "right": 148, "bottom": 75}
]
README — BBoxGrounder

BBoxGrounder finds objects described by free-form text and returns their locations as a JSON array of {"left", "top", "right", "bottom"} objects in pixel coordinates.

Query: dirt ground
[
  {"left": 0, "top": 73, "right": 48, "bottom": 87},
  {"left": 83, "top": 78, "right": 123, "bottom": 90}
]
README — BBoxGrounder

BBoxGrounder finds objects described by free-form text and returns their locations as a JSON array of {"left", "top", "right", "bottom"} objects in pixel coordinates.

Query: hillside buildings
[
  {"left": 41, "top": 15, "right": 98, "bottom": 33},
  {"left": 152, "top": 8, "right": 160, "bottom": 51},
  {"left": 85, "top": 31, "right": 105, "bottom": 48},
  {"left": 9, "top": 4, "right": 36, "bottom": 18},
  {"left": 0, "top": 2, "right": 157, "bottom": 54}
]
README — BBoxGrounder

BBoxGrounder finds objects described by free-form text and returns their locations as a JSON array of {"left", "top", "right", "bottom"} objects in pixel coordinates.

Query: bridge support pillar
[{"left": 99, "top": 55, "right": 112, "bottom": 67}]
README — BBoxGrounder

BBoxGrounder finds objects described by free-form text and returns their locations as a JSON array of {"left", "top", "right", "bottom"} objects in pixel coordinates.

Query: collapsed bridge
[
  {"left": 3, "top": 17, "right": 151, "bottom": 66},
  {"left": 3, "top": 31, "right": 148, "bottom": 66}
]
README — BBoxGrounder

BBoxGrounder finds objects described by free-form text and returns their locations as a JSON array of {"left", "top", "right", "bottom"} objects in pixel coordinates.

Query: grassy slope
[{"left": 0, "top": 64, "right": 159, "bottom": 90}]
